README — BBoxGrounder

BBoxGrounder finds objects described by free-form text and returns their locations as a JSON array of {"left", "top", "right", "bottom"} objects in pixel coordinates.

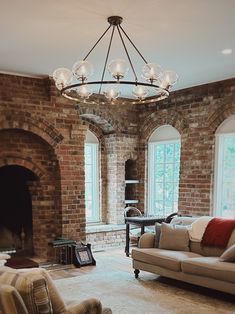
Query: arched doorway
[{"left": 0, "top": 165, "right": 38, "bottom": 255}]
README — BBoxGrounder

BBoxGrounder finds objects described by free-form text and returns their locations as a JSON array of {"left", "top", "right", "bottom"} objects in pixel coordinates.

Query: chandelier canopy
[{"left": 53, "top": 16, "right": 178, "bottom": 105}]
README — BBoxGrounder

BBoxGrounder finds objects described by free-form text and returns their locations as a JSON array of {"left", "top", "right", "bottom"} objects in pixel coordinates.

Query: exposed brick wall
[
  {"left": 0, "top": 74, "right": 87, "bottom": 258},
  {"left": 138, "top": 79, "right": 235, "bottom": 216},
  {"left": 1, "top": 72, "right": 235, "bottom": 257}
]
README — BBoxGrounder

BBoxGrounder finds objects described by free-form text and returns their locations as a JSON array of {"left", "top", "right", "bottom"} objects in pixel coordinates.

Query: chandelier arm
[
  {"left": 117, "top": 25, "right": 138, "bottom": 82},
  {"left": 119, "top": 24, "right": 148, "bottom": 65},
  {"left": 98, "top": 25, "right": 115, "bottom": 94},
  {"left": 83, "top": 24, "right": 112, "bottom": 61}
]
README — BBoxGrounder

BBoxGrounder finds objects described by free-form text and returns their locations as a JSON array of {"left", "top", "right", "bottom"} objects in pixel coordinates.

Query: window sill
[{"left": 86, "top": 224, "right": 126, "bottom": 234}]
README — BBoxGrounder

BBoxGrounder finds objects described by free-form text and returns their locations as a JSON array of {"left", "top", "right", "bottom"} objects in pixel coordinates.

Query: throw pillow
[
  {"left": 159, "top": 222, "right": 190, "bottom": 251},
  {"left": 154, "top": 223, "right": 161, "bottom": 248},
  {"left": 219, "top": 244, "right": 235, "bottom": 262}
]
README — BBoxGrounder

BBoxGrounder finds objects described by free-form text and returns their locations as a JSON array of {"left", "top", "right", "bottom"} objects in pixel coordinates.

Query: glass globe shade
[
  {"left": 76, "top": 84, "right": 93, "bottom": 98},
  {"left": 160, "top": 70, "right": 178, "bottom": 88},
  {"left": 53, "top": 68, "right": 72, "bottom": 90},
  {"left": 132, "top": 85, "right": 149, "bottom": 100},
  {"left": 108, "top": 59, "right": 129, "bottom": 80},
  {"left": 142, "top": 63, "right": 162, "bottom": 82},
  {"left": 103, "top": 85, "right": 120, "bottom": 100},
  {"left": 72, "top": 60, "right": 94, "bottom": 81}
]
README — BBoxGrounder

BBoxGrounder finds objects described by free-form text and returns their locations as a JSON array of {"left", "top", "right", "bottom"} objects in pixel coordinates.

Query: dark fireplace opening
[{"left": 0, "top": 165, "right": 37, "bottom": 256}]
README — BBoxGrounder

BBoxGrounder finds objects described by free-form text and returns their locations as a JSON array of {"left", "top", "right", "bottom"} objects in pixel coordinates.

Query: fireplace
[
  {"left": 0, "top": 128, "right": 64, "bottom": 259},
  {"left": 0, "top": 165, "right": 37, "bottom": 255}
]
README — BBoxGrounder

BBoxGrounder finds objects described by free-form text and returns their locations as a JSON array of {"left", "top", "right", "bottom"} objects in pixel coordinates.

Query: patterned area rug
[{"left": 54, "top": 250, "right": 235, "bottom": 314}]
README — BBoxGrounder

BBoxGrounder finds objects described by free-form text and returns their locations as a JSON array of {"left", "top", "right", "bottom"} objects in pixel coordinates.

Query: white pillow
[
  {"left": 0, "top": 260, "right": 6, "bottom": 266},
  {"left": 0, "top": 253, "right": 10, "bottom": 260}
]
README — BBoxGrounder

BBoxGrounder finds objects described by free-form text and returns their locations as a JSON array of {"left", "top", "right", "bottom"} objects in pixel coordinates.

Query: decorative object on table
[
  {"left": 52, "top": 16, "right": 178, "bottom": 105},
  {"left": 72, "top": 243, "right": 96, "bottom": 267},
  {"left": 48, "top": 238, "right": 77, "bottom": 265}
]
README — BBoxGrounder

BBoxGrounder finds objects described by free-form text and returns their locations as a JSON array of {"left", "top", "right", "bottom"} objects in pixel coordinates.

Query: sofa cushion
[
  {"left": 0, "top": 267, "right": 53, "bottom": 314},
  {"left": 220, "top": 244, "right": 235, "bottom": 262},
  {"left": 181, "top": 257, "right": 235, "bottom": 284},
  {"left": 190, "top": 242, "right": 224, "bottom": 257},
  {"left": 159, "top": 223, "right": 190, "bottom": 251},
  {"left": 132, "top": 248, "right": 201, "bottom": 272}
]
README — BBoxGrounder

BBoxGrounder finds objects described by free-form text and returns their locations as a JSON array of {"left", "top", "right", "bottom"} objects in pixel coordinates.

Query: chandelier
[{"left": 52, "top": 16, "right": 178, "bottom": 105}]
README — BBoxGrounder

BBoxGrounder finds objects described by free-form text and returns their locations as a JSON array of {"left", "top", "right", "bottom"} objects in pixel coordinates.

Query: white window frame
[
  {"left": 148, "top": 138, "right": 181, "bottom": 217},
  {"left": 214, "top": 132, "right": 235, "bottom": 218},
  {"left": 85, "top": 142, "right": 100, "bottom": 223}
]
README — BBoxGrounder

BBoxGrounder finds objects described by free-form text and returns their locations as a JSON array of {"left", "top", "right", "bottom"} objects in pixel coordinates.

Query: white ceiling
[{"left": 1, "top": 0, "right": 235, "bottom": 91}]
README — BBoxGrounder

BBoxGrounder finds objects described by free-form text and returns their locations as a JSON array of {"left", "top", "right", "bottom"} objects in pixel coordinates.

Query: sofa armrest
[
  {"left": 138, "top": 233, "right": 155, "bottom": 248},
  {"left": 0, "top": 284, "right": 29, "bottom": 314}
]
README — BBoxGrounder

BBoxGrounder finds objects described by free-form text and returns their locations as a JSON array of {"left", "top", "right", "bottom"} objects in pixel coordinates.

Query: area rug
[
  {"left": 54, "top": 251, "right": 235, "bottom": 314},
  {"left": 5, "top": 257, "right": 39, "bottom": 269}
]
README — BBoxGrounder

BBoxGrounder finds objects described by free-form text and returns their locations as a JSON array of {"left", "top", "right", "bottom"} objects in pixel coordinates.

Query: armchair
[{"left": 0, "top": 266, "right": 112, "bottom": 314}]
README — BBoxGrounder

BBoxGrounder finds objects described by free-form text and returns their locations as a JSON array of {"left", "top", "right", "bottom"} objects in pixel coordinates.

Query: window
[
  {"left": 148, "top": 125, "right": 181, "bottom": 217},
  {"left": 85, "top": 130, "right": 100, "bottom": 223},
  {"left": 214, "top": 116, "right": 235, "bottom": 218}
]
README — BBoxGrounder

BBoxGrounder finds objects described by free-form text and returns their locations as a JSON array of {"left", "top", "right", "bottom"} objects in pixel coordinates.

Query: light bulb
[
  {"left": 76, "top": 85, "right": 92, "bottom": 98},
  {"left": 142, "top": 63, "right": 162, "bottom": 83},
  {"left": 108, "top": 59, "right": 129, "bottom": 80},
  {"left": 103, "top": 85, "right": 120, "bottom": 100},
  {"left": 72, "top": 60, "right": 94, "bottom": 81},
  {"left": 53, "top": 68, "right": 72, "bottom": 90},
  {"left": 132, "top": 85, "right": 149, "bottom": 100},
  {"left": 160, "top": 70, "right": 178, "bottom": 89}
]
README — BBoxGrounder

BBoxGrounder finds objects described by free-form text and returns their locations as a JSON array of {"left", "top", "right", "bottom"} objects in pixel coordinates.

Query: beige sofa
[{"left": 132, "top": 217, "right": 235, "bottom": 295}]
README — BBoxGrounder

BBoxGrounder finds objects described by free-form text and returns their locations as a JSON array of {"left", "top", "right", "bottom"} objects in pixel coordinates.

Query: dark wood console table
[{"left": 124, "top": 216, "right": 165, "bottom": 256}]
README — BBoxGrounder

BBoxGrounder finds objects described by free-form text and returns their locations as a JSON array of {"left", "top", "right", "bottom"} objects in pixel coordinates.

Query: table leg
[
  {"left": 141, "top": 225, "right": 145, "bottom": 235},
  {"left": 125, "top": 223, "right": 130, "bottom": 257}
]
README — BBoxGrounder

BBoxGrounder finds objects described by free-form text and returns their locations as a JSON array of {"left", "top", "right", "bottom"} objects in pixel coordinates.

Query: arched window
[
  {"left": 214, "top": 115, "right": 235, "bottom": 218},
  {"left": 148, "top": 125, "right": 181, "bottom": 216},
  {"left": 85, "top": 130, "right": 100, "bottom": 223}
]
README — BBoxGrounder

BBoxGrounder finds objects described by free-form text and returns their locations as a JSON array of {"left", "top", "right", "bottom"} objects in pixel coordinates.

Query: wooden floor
[{"left": 47, "top": 247, "right": 130, "bottom": 280}]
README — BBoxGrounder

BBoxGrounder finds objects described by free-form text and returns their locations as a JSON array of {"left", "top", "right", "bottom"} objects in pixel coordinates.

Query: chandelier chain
[
  {"left": 83, "top": 25, "right": 112, "bottom": 61},
  {"left": 98, "top": 25, "right": 115, "bottom": 94},
  {"left": 117, "top": 25, "right": 138, "bottom": 82},
  {"left": 119, "top": 25, "right": 148, "bottom": 65}
]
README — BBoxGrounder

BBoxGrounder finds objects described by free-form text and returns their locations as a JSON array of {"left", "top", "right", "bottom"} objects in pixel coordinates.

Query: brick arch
[
  {"left": 0, "top": 154, "right": 45, "bottom": 179},
  {"left": 122, "top": 152, "right": 138, "bottom": 162},
  {"left": 0, "top": 110, "right": 64, "bottom": 147},
  {"left": 81, "top": 118, "right": 106, "bottom": 150},
  {"left": 140, "top": 110, "right": 187, "bottom": 142},
  {"left": 207, "top": 103, "right": 235, "bottom": 133},
  {"left": 77, "top": 106, "right": 120, "bottom": 134}
]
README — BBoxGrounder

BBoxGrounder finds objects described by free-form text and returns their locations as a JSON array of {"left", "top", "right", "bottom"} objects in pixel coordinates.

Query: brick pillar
[{"left": 105, "top": 134, "right": 138, "bottom": 224}]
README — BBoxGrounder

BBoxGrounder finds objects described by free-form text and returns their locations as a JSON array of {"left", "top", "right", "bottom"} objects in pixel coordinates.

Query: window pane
[
  {"left": 85, "top": 183, "right": 92, "bottom": 200},
  {"left": 155, "top": 164, "right": 164, "bottom": 182},
  {"left": 155, "top": 144, "right": 164, "bottom": 163},
  {"left": 85, "top": 164, "right": 92, "bottom": 182},
  {"left": 148, "top": 139, "right": 181, "bottom": 217},
  {"left": 155, "top": 182, "right": 163, "bottom": 200},
  {"left": 165, "top": 144, "right": 174, "bottom": 163},
  {"left": 84, "top": 143, "right": 100, "bottom": 223},
  {"left": 215, "top": 134, "right": 235, "bottom": 218},
  {"left": 165, "top": 164, "right": 174, "bottom": 182}
]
